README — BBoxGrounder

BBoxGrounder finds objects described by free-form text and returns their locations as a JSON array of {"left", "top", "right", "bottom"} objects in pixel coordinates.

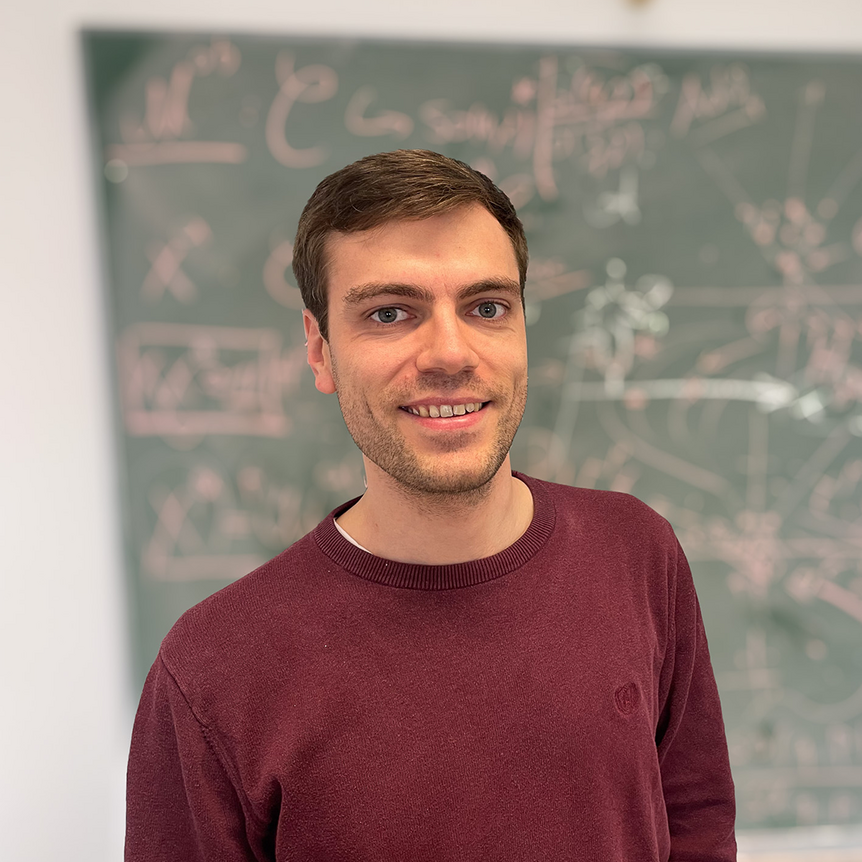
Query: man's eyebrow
[
  {"left": 343, "top": 283, "right": 435, "bottom": 305},
  {"left": 342, "top": 278, "right": 522, "bottom": 306},
  {"left": 457, "top": 278, "right": 522, "bottom": 301}
]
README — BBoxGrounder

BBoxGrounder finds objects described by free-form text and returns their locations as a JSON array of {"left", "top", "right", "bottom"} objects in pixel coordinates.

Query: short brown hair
[{"left": 292, "top": 149, "right": 528, "bottom": 340}]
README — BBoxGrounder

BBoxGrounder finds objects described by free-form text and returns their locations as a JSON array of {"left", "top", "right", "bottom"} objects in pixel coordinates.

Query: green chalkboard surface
[{"left": 83, "top": 31, "right": 862, "bottom": 830}]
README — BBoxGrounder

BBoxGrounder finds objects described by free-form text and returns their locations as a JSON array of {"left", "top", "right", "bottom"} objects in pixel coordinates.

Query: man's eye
[
  {"left": 471, "top": 302, "right": 506, "bottom": 320},
  {"left": 371, "top": 307, "right": 407, "bottom": 324}
]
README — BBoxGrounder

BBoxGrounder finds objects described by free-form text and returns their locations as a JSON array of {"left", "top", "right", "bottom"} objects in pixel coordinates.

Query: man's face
[{"left": 304, "top": 204, "right": 528, "bottom": 496}]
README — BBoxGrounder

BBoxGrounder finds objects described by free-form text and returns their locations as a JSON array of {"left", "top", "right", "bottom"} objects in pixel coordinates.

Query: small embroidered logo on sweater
[{"left": 614, "top": 681, "right": 640, "bottom": 715}]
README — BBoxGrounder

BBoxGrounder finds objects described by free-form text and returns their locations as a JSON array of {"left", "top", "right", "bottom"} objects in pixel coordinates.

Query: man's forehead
[
  {"left": 326, "top": 204, "right": 504, "bottom": 248},
  {"left": 325, "top": 205, "right": 515, "bottom": 266}
]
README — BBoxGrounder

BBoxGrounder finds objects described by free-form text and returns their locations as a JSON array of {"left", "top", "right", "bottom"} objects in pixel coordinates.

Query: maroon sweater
[{"left": 126, "top": 474, "right": 736, "bottom": 861}]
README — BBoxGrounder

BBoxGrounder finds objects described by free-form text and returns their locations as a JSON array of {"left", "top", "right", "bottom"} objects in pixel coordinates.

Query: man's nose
[{"left": 414, "top": 311, "right": 480, "bottom": 375}]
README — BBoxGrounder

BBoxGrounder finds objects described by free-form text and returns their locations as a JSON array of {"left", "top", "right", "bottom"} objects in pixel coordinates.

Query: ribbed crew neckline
[{"left": 312, "top": 472, "right": 555, "bottom": 590}]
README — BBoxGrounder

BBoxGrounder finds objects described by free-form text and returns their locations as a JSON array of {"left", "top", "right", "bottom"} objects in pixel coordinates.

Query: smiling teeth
[{"left": 406, "top": 402, "right": 485, "bottom": 418}]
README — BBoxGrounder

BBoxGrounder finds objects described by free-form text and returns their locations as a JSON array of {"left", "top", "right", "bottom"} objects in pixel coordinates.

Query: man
[{"left": 126, "top": 150, "right": 736, "bottom": 860}]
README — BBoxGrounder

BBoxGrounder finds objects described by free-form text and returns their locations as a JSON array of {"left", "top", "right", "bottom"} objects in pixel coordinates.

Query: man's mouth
[{"left": 400, "top": 402, "right": 488, "bottom": 418}]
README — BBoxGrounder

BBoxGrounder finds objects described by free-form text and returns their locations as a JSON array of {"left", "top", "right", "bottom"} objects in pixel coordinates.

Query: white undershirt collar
[{"left": 334, "top": 518, "right": 372, "bottom": 553}]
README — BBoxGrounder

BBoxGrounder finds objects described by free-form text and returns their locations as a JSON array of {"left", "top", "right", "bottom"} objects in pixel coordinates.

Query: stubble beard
[{"left": 332, "top": 365, "right": 528, "bottom": 503}]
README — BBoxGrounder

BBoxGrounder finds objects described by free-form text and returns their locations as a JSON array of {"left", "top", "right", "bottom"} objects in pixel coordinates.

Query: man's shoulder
[
  {"left": 158, "top": 528, "right": 323, "bottom": 686},
  {"left": 520, "top": 473, "right": 672, "bottom": 534},
  {"left": 521, "top": 475, "right": 683, "bottom": 600}
]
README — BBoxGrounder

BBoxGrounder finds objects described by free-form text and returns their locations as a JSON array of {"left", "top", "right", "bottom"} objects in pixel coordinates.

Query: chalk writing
[
  {"left": 345, "top": 86, "right": 413, "bottom": 138},
  {"left": 420, "top": 54, "right": 666, "bottom": 200},
  {"left": 671, "top": 63, "right": 765, "bottom": 143},
  {"left": 117, "top": 323, "right": 300, "bottom": 437},
  {"left": 266, "top": 53, "right": 337, "bottom": 168},
  {"left": 107, "top": 37, "right": 245, "bottom": 166},
  {"left": 142, "top": 218, "right": 212, "bottom": 303}
]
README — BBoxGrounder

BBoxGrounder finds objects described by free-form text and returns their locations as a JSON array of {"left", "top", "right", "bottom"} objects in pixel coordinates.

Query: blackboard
[{"left": 83, "top": 30, "right": 862, "bottom": 831}]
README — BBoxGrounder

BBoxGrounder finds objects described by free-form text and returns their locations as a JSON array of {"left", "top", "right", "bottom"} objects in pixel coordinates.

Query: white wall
[{"left": 3, "top": 2, "right": 862, "bottom": 860}]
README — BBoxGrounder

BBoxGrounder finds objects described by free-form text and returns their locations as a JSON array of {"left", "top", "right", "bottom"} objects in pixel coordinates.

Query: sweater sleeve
[
  {"left": 125, "top": 654, "right": 268, "bottom": 862},
  {"left": 656, "top": 537, "right": 737, "bottom": 862}
]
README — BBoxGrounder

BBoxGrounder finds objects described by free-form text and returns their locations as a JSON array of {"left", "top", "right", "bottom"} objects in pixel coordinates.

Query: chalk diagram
[{"left": 519, "top": 68, "right": 862, "bottom": 828}]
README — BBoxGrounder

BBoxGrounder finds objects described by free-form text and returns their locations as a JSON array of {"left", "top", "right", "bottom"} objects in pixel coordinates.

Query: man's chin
[{"left": 380, "top": 455, "right": 508, "bottom": 498}]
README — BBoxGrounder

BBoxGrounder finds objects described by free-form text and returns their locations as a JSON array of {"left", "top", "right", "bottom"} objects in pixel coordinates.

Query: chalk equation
[
  {"left": 671, "top": 63, "right": 765, "bottom": 144},
  {"left": 117, "top": 323, "right": 306, "bottom": 438},
  {"left": 104, "top": 36, "right": 246, "bottom": 173}
]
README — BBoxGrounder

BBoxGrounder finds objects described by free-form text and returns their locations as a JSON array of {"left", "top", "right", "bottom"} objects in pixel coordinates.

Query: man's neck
[{"left": 336, "top": 457, "right": 534, "bottom": 565}]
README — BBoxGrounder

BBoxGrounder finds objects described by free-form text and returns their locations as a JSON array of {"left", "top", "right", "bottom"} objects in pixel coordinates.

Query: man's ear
[{"left": 303, "top": 310, "right": 336, "bottom": 394}]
